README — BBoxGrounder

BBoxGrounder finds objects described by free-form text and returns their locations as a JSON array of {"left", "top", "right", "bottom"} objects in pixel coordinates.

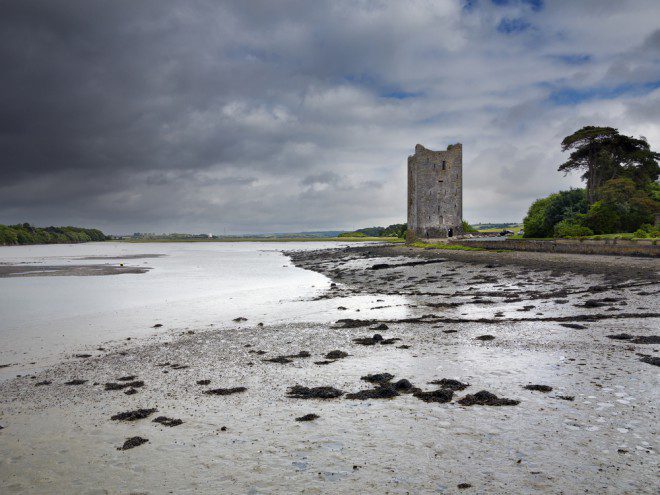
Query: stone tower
[{"left": 407, "top": 143, "right": 463, "bottom": 241}]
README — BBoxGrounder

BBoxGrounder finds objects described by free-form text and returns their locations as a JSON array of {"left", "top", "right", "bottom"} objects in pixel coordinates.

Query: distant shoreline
[{"left": 113, "top": 236, "right": 405, "bottom": 243}]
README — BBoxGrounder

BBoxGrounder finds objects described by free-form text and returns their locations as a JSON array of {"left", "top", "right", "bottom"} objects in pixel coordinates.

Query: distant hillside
[{"left": 0, "top": 223, "right": 107, "bottom": 246}]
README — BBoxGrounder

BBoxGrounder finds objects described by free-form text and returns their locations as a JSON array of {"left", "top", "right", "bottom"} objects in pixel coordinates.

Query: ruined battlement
[{"left": 407, "top": 143, "right": 463, "bottom": 241}]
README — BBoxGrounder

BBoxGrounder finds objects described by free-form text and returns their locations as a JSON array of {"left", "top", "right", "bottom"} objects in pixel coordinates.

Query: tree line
[
  {"left": 339, "top": 223, "right": 408, "bottom": 238},
  {"left": 523, "top": 126, "right": 659, "bottom": 238},
  {"left": 0, "top": 223, "right": 107, "bottom": 246}
]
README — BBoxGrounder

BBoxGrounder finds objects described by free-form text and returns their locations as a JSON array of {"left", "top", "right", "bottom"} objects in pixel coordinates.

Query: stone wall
[
  {"left": 456, "top": 238, "right": 659, "bottom": 257},
  {"left": 407, "top": 143, "right": 462, "bottom": 242}
]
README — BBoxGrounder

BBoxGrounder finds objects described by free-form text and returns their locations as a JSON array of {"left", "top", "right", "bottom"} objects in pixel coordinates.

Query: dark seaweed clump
[
  {"left": 111, "top": 408, "right": 157, "bottom": 421},
  {"left": 524, "top": 384, "right": 553, "bottom": 392},
  {"left": 639, "top": 355, "right": 660, "bottom": 367},
  {"left": 153, "top": 416, "right": 183, "bottom": 427},
  {"left": 264, "top": 351, "right": 311, "bottom": 364},
  {"left": 325, "top": 350, "right": 348, "bottom": 360},
  {"left": 607, "top": 334, "right": 660, "bottom": 344},
  {"left": 392, "top": 379, "right": 415, "bottom": 391},
  {"left": 361, "top": 373, "right": 394, "bottom": 384},
  {"left": 287, "top": 385, "right": 343, "bottom": 399},
  {"left": 264, "top": 356, "right": 293, "bottom": 364},
  {"left": 295, "top": 413, "right": 320, "bottom": 422},
  {"left": 104, "top": 381, "right": 144, "bottom": 391},
  {"left": 428, "top": 379, "right": 469, "bottom": 391},
  {"left": 204, "top": 387, "right": 247, "bottom": 396},
  {"left": 64, "top": 379, "right": 87, "bottom": 385},
  {"left": 413, "top": 389, "right": 454, "bottom": 403},
  {"left": 353, "top": 334, "right": 384, "bottom": 345},
  {"left": 607, "top": 333, "right": 633, "bottom": 340},
  {"left": 458, "top": 390, "right": 519, "bottom": 406},
  {"left": 346, "top": 387, "right": 400, "bottom": 400},
  {"left": 475, "top": 335, "right": 495, "bottom": 341},
  {"left": 196, "top": 379, "right": 211, "bottom": 385},
  {"left": 117, "top": 436, "right": 149, "bottom": 450}
]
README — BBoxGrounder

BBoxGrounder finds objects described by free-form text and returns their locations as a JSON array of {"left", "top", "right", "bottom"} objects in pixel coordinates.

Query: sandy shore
[{"left": 0, "top": 245, "right": 658, "bottom": 494}]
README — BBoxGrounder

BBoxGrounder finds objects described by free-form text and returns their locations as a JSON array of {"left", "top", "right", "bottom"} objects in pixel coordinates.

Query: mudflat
[
  {"left": 0, "top": 245, "right": 658, "bottom": 494},
  {"left": 0, "top": 264, "right": 151, "bottom": 277}
]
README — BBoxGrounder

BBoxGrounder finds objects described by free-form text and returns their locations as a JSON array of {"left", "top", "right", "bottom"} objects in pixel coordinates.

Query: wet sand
[
  {"left": 0, "top": 245, "right": 658, "bottom": 494},
  {"left": 0, "top": 264, "right": 151, "bottom": 277}
]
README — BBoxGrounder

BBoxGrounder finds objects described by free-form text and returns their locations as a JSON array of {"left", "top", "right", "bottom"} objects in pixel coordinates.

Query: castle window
[{"left": 441, "top": 160, "right": 446, "bottom": 170}]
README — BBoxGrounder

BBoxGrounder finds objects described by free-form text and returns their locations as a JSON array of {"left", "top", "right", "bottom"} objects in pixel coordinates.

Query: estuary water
[{"left": 0, "top": 241, "right": 407, "bottom": 375}]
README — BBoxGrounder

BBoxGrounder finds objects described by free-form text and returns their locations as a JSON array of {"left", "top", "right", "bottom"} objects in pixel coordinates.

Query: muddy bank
[{"left": 0, "top": 263, "right": 150, "bottom": 277}]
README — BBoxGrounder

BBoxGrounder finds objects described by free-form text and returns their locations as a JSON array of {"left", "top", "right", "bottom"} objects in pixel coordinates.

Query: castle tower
[{"left": 407, "top": 143, "right": 463, "bottom": 241}]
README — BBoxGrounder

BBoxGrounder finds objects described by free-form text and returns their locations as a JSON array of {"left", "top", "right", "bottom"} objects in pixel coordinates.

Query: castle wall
[{"left": 407, "top": 143, "right": 462, "bottom": 241}]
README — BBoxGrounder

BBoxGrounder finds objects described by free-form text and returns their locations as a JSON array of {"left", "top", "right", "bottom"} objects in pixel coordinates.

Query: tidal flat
[{"left": 0, "top": 244, "right": 658, "bottom": 494}]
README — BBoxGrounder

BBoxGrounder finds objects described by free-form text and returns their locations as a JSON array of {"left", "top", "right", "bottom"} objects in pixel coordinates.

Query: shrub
[
  {"left": 553, "top": 220, "right": 593, "bottom": 238},
  {"left": 523, "top": 188, "right": 588, "bottom": 238}
]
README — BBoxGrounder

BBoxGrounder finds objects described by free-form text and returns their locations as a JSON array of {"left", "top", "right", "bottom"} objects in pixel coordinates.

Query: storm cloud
[{"left": 1, "top": 0, "right": 659, "bottom": 233}]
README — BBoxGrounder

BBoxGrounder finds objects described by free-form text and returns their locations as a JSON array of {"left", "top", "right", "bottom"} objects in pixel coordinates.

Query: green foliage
[
  {"left": 553, "top": 220, "right": 593, "bottom": 238},
  {"left": 348, "top": 223, "right": 407, "bottom": 239},
  {"left": 0, "top": 223, "right": 108, "bottom": 246},
  {"left": 631, "top": 224, "right": 659, "bottom": 238},
  {"left": 558, "top": 126, "right": 659, "bottom": 203},
  {"left": 523, "top": 188, "right": 588, "bottom": 238},
  {"left": 583, "top": 178, "right": 657, "bottom": 234},
  {"left": 380, "top": 223, "right": 407, "bottom": 238},
  {"left": 461, "top": 220, "right": 479, "bottom": 233}
]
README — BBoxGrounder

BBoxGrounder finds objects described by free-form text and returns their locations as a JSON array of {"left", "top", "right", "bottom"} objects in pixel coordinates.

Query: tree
[
  {"left": 584, "top": 178, "right": 657, "bottom": 234},
  {"left": 523, "top": 188, "right": 588, "bottom": 238},
  {"left": 381, "top": 223, "right": 407, "bottom": 238},
  {"left": 558, "top": 126, "right": 659, "bottom": 204},
  {"left": 461, "top": 221, "right": 479, "bottom": 233}
]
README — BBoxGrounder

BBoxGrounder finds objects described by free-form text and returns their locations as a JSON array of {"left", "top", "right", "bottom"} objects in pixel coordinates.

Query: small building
[{"left": 407, "top": 143, "right": 463, "bottom": 241}]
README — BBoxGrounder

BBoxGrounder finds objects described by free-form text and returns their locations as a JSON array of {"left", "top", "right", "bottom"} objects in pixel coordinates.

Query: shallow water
[{"left": 0, "top": 241, "right": 408, "bottom": 374}]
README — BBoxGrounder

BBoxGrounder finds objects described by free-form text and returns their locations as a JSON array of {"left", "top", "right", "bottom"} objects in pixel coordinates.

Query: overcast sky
[{"left": 1, "top": 0, "right": 659, "bottom": 234}]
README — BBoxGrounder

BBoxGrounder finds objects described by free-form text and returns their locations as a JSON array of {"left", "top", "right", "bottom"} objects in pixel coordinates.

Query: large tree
[{"left": 558, "top": 126, "right": 659, "bottom": 204}]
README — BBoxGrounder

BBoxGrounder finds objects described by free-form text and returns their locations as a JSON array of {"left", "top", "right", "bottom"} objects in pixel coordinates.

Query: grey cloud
[{"left": 0, "top": 0, "right": 659, "bottom": 233}]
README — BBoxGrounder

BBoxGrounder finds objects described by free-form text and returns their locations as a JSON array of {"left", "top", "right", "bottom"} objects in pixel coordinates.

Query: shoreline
[{"left": 1, "top": 245, "right": 658, "bottom": 493}]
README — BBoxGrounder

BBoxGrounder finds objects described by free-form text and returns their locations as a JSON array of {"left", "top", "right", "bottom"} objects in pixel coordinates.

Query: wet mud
[{"left": 1, "top": 244, "right": 658, "bottom": 494}]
